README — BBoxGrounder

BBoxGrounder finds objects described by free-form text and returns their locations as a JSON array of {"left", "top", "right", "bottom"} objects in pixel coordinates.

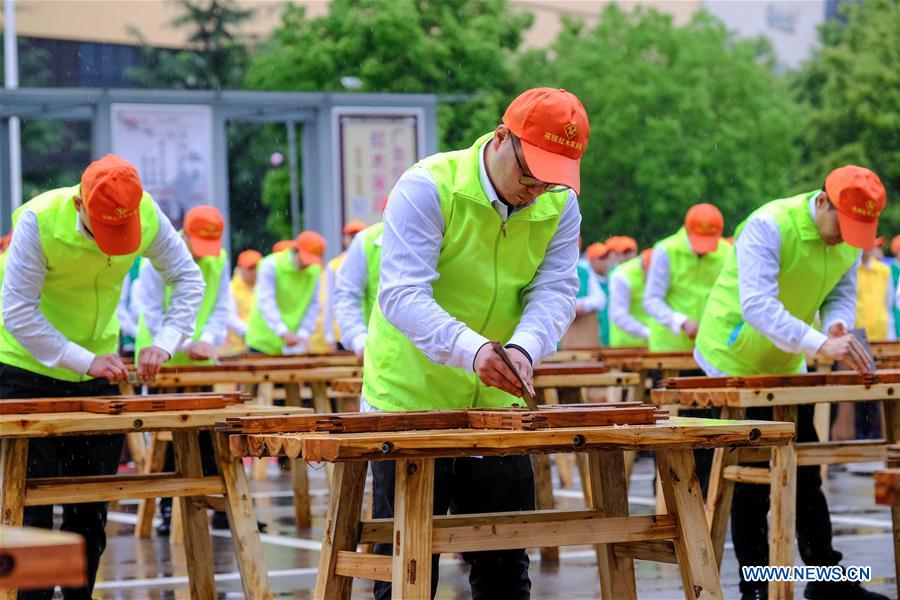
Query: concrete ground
[{"left": 83, "top": 455, "right": 894, "bottom": 599}]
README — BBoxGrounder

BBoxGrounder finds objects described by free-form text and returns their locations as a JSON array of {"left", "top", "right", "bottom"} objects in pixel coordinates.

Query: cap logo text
[{"left": 544, "top": 131, "right": 583, "bottom": 150}]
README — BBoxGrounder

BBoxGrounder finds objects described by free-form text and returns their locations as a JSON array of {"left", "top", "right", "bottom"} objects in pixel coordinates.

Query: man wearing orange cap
[
  {"left": 135, "top": 205, "right": 231, "bottom": 365},
  {"left": 310, "top": 220, "right": 368, "bottom": 353},
  {"left": 609, "top": 249, "right": 653, "bottom": 347},
  {"left": 364, "top": 88, "right": 588, "bottom": 598},
  {"left": 644, "top": 203, "right": 729, "bottom": 351},
  {"left": 606, "top": 235, "right": 638, "bottom": 266},
  {"left": 695, "top": 166, "right": 888, "bottom": 600},
  {"left": 221, "top": 249, "right": 263, "bottom": 355},
  {"left": 0, "top": 155, "right": 204, "bottom": 596},
  {"left": 272, "top": 239, "right": 293, "bottom": 253},
  {"left": 246, "top": 230, "right": 325, "bottom": 355}
]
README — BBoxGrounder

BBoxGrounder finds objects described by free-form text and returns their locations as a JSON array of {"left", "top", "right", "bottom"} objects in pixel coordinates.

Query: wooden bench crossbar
[
  {"left": 25, "top": 474, "right": 225, "bottom": 506},
  {"left": 0, "top": 392, "right": 249, "bottom": 415}
]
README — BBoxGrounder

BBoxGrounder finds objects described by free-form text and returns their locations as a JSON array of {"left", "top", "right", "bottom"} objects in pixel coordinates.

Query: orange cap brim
[
  {"left": 188, "top": 234, "right": 222, "bottom": 257},
  {"left": 519, "top": 138, "right": 580, "bottom": 195},
  {"left": 687, "top": 232, "right": 719, "bottom": 255},
  {"left": 298, "top": 248, "right": 323, "bottom": 266},
  {"left": 90, "top": 216, "right": 141, "bottom": 256},
  {"left": 837, "top": 213, "right": 878, "bottom": 250}
]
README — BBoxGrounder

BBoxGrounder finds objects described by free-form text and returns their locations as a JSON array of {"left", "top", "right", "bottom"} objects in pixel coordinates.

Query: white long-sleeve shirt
[
  {"left": 138, "top": 254, "right": 232, "bottom": 348},
  {"left": 321, "top": 259, "right": 340, "bottom": 346},
  {"left": 695, "top": 194, "right": 860, "bottom": 376},
  {"left": 609, "top": 268, "right": 649, "bottom": 340},
  {"left": 376, "top": 139, "right": 580, "bottom": 370},
  {"left": 2, "top": 204, "right": 204, "bottom": 375},
  {"left": 575, "top": 258, "right": 606, "bottom": 314},
  {"left": 225, "top": 293, "right": 247, "bottom": 337},
  {"left": 255, "top": 253, "right": 320, "bottom": 339},
  {"left": 335, "top": 232, "right": 378, "bottom": 355},
  {"left": 643, "top": 238, "right": 692, "bottom": 335}
]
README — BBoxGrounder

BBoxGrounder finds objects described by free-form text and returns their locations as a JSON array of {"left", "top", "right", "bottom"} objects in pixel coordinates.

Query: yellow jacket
[
  {"left": 220, "top": 273, "right": 255, "bottom": 355},
  {"left": 856, "top": 258, "right": 894, "bottom": 341}
]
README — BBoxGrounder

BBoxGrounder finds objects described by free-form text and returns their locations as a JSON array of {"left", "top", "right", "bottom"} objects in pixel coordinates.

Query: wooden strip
[
  {"left": 331, "top": 378, "right": 362, "bottom": 395},
  {"left": 1, "top": 439, "right": 28, "bottom": 526},
  {"left": 533, "top": 372, "right": 641, "bottom": 389},
  {"left": 531, "top": 454, "right": 558, "bottom": 562},
  {"left": 613, "top": 540, "right": 678, "bottom": 564},
  {"left": 589, "top": 450, "right": 637, "bottom": 599},
  {"left": 26, "top": 474, "right": 224, "bottom": 505},
  {"left": 291, "top": 459, "right": 312, "bottom": 528},
  {"left": 173, "top": 431, "right": 217, "bottom": 599},
  {"left": 768, "top": 406, "right": 798, "bottom": 600},
  {"left": 334, "top": 551, "right": 392, "bottom": 582},
  {"left": 135, "top": 432, "right": 170, "bottom": 539},
  {"left": 722, "top": 466, "right": 771, "bottom": 485},
  {"left": 0, "top": 526, "right": 86, "bottom": 590}
]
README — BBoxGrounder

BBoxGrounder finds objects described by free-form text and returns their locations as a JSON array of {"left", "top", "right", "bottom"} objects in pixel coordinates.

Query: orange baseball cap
[
  {"left": 685, "top": 203, "right": 724, "bottom": 254},
  {"left": 237, "top": 249, "right": 262, "bottom": 269},
  {"left": 891, "top": 235, "right": 900, "bottom": 256},
  {"left": 586, "top": 242, "right": 609, "bottom": 261},
  {"left": 184, "top": 205, "right": 224, "bottom": 257},
  {"left": 294, "top": 230, "right": 326, "bottom": 266},
  {"left": 606, "top": 236, "right": 638, "bottom": 254},
  {"left": 640, "top": 248, "right": 653, "bottom": 271},
  {"left": 80, "top": 154, "right": 144, "bottom": 255},
  {"left": 503, "top": 88, "right": 590, "bottom": 195},
  {"left": 343, "top": 220, "right": 368, "bottom": 235},
  {"left": 0, "top": 230, "right": 11, "bottom": 254},
  {"left": 825, "top": 165, "right": 887, "bottom": 249},
  {"left": 272, "top": 240, "right": 293, "bottom": 253}
]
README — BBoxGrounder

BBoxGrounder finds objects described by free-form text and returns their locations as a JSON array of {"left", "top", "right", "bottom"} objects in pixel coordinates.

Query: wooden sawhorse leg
[
  {"left": 657, "top": 448, "right": 724, "bottom": 599},
  {"left": 135, "top": 431, "right": 170, "bottom": 538},
  {"left": 882, "top": 399, "right": 900, "bottom": 598},
  {"left": 0, "top": 438, "right": 28, "bottom": 600},
  {"left": 768, "top": 406, "right": 797, "bottom": 600},
  {"left": 315, "top": 461, "right": 368, "bottom": 599},
  {"left": 587, "top": 450, "right": 636, "bottom": 599},
  {"left": 539, "top": 387, "right": 574, "bottom": 489},
  {"left": 531, "top": 453, "right": 559, "bottom": 563},
  {"left": 213, "top": 431, "right": 273, "bottom": 599},
  {"left": 252, "top": 383, "right": 275, "bottom": 481},
  {"left": 391, "top": 458, "right": 434, "bottom": 599},
  {"left": 310, "top": 381, "right": 335, "bottom": 486},
  {"left": 705, "top": 405, "right": 745, "bottom": 567},
  {"left": 172, "top": 431, "right": 216, "bottom": 599},
  {"left": 284, "top": 382, "right": 313, "bottom": 527}
]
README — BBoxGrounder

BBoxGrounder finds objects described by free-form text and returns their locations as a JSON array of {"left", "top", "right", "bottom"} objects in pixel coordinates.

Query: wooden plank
[
  {"left": 392, "top": 458, "right": 434, "bottom": 600},
  {"left": 704, "top": 406, "right": 743, "bottom": 570},
  {"left": 135, "top": 432, "right": 170, "bottom": 538},
  {"left": 334, "top": 551, "right": 392, "bottom": 582},
  {"left": 291, "top": 458, "right": 312, "bottom": 528},
  {"left": 331, "top": 378, "right": 363, "bottom": 395},
  {"left": 148, "top": 366, "right": 361, "bottom": 387},
  {"left": 0, "top": 405, "right": 310, "bottom": 438},
  {"left": 768, "top": 406, "right": 798, "bottom": 600},
  {"left": 657, "top": 448, "right": 723, "bottom": 599},
  {"left": 172, "top": 431, "right": 216, "bottom": 599},
  {"left": 588, "top": 450, "right": 637, "bottom": 599},
  {"left": 533, "top": 372, "right": 641, "bottom": 389},
  {"left": 655, "top": 383, "right": 900, "bottom": 409},
  {"left": 722, "top": 466, "right": 771, "bottom": 485},
  {"left": 0, "top": 526, "right": 85, "bottom": 590},
  {"left": 0, "top": 439, "right": 27, "bottom": 526},
  {"left": 26, "top": 474, "right": 223, "bottom": 505},
  {"left": 212, "top": 431, "right": 273, "bottom": 599},
  {"left": 300, "top": 418, "right": 795, "bottom": 462},
  {"left": 614, "top": 540, "right": 678, "bottom": 564},
  {"left": 881, "top": 400, "right": 900, "bottom": 598},
  {"left": 315, "top": 461, "right": 368, "bottom": 599}
]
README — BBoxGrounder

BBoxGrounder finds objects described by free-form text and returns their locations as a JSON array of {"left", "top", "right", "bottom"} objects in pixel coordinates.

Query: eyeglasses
[{"left": 509, "top": 134, "right": 569, "bottom": 193}]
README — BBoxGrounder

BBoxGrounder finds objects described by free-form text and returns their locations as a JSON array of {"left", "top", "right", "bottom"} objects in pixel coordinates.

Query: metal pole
[
  {"left": 286, "top": 120, "right": 301, "bottom": 236},
  {"left": 4, "top": 0, "right": 22, "bottom": 212}
]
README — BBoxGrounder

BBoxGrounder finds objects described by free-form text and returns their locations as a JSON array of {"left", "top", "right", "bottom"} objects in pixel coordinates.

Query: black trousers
[
  {"left": 371, "top": 455, "right": 535, "bottom": 600},
  {"left": 733, "top": 405, "right": 842, "bottom": 594},
  {"left": 0, "top": 362, "right": 124, "bottom": 600}
]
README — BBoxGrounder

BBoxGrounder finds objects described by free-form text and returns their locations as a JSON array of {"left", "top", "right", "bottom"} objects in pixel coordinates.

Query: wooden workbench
[
  {"left": 228, "top": 416, "right": 792, "bottom": 599},
  {"left": 0, "top": 526, "right": 85, "bottom": 591},
  {"left": 652, "top": 379, "right": 900, "bottom": 600},
  {"left": 0, "top": 403, "right": 308, "bottom": 600}
]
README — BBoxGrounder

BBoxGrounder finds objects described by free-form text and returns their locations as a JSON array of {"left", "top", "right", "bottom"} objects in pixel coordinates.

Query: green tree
[
  {"left": 519, "top": 6, "right": 802, "bottom": 247},
  {"left": 794, "top": 0, "right": 900, "bottom": 237},
  {"left": 126, "top": 0, "right": 280, "bottom": 252},
  {"left": 245, "top": 0, "right": 533, "bottom": 151}
]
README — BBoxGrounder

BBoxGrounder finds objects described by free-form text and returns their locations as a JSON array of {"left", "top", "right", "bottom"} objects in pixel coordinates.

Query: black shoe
[
  {"left": 156, "top": 501, "right": 172, "bottom": 537},
  {"left": 210, "top": 511, "right": 268, "bottom": 534},
  {"left": 741, "top": 587, "right": 767, "bottom": 600},
  {"left": 804, "top": 580, "right": 889, "bottom": 600}
]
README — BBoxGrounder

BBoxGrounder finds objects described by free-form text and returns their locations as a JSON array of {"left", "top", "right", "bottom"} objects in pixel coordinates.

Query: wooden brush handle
[{"left": 489, "top": 341, "right": 537, "bottom": 410}]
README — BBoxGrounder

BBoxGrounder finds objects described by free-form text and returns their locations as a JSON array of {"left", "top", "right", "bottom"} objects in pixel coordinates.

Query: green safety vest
[
  {"left": 134, "top": 249, "right": 227, "bottom": 366},
  {"left": 576, "top": 261, "right": 590, "bottom": 298},
  {"left": 598, "top": 277, "right": 610, "bottom": 346},
  {"left": 362, "top": 132, "right": 569, "bottom": 411},
  {"left": 647, "top": 227, "right": 728, "bottom": 351},
  {"left": 609, "top": 256, "right": 651, "bottom": 348},
  {"left": 0, "top": 185, "right": 160, "bottom": 382},
  {"left": 359, "top": 221, "right": 384, "bottom": 325},
  {"left": 695, "top": 191, "right": 859, "bottom": 376},
  {"left": 245, "top": 250, "right": 321, "bottom": 355}
]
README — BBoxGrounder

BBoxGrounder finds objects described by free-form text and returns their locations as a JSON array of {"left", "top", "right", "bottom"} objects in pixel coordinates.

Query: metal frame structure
[{"left": 0, "top": 88, "right": 438, "bottom": 256}]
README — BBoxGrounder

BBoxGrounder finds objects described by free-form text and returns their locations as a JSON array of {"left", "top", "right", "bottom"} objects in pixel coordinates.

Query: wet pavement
[{"left": 83, "top": 455, "right": 894, "bottom": 599}]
